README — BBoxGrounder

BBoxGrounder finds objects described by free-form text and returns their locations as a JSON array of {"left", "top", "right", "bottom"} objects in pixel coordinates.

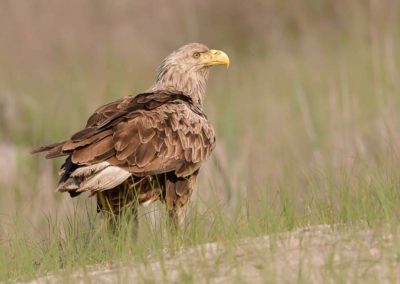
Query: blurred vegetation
[{"left": 1, "top": 0, "right": 400, "bottom": 281}]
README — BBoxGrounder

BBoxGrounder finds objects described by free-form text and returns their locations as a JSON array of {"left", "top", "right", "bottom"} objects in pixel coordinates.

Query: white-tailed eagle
[{"left": 33, "top": 43, "right": 229, "bottom": 228}]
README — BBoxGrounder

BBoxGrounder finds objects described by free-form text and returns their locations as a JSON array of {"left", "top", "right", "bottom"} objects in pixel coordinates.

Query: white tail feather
[
  {"left": 71, "top": 162, "right": 110, "bottom": 177},
  {"left": 77, "top": 166, "right": 131, "bottom": 192}
]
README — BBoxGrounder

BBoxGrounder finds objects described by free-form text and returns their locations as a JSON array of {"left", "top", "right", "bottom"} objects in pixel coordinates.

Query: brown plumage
[{"left": 32, "top": 43, "right": 229, "bottom": 229}]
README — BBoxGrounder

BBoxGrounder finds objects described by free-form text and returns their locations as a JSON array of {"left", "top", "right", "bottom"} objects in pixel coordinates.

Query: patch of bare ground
[{"left": 28, "top": 224, "right": 400, "bottom": 283}]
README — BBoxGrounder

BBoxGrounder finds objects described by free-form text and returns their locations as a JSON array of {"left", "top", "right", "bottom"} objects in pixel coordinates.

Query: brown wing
[
  {"left": 71, "top": 102, "right": 215, "bottom": 177},
  {"left": 33, "top": 91, "right": 216, "bottom": 178}
]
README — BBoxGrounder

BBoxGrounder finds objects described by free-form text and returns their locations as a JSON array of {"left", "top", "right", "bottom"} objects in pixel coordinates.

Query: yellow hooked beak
[{"left": 199, "top": 49, "right": 230, "bottom": 68}]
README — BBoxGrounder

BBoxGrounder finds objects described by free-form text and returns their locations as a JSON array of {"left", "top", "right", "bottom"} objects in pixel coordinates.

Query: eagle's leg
[
  {"left": 167, "top": 206, "right": 187, "bottom": 229},
  {"left": 97, "top": 182, "right": 139, "bottom": 240},
  {"left": 164, "top": 172, "right": 198, "bottom": 231}
]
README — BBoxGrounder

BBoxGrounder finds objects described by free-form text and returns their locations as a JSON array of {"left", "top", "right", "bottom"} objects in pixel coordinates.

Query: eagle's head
[{"left": 151, "top": 43, "right": 230, "bottom": 105}]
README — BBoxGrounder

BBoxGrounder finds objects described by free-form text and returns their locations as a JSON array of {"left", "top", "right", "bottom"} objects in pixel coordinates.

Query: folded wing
[{"left": 32, "top": 91, "right": 216, "bottom": 194}]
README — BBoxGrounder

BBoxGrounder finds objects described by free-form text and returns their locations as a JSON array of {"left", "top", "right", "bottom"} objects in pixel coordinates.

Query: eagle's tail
[
  {"left": 57, "top": 160, "right": 131, "bottom": 196},
  {"left": 32, "top": 142, "right": 131, "bottom": 198}
]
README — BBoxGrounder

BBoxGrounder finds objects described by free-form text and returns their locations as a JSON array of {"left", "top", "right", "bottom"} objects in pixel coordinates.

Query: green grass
[
  {"left": 1, "top": 176, "right": 400, "bottom": 281},
  {"left": 1, "top": 0, "right": 400, "bottom": 282}
]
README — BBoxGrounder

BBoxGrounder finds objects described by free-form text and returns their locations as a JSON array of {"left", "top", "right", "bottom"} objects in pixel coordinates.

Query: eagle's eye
[{"left": 193, "top": 52, "right": 201, "bottom": 59}]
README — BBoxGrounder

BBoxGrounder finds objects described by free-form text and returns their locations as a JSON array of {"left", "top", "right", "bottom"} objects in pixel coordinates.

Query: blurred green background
[{"left": 1, "top": 0, "right": 400, "bottom": 246}]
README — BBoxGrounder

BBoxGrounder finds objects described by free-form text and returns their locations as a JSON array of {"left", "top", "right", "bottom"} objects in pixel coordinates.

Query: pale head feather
[{"left": 149, "top": 43, "right": 212, "bottom": 105}]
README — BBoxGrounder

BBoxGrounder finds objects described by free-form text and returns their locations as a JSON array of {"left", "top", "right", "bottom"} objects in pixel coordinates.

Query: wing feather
[
  {"left": 33, "top": 91, "right": 216, "bottom": 184},
  {"left": 63, "top": 129, "right": 113, "bottom": 151},
  {"left": 72, "top": 136, "right": 114, "bottom": 164}
]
